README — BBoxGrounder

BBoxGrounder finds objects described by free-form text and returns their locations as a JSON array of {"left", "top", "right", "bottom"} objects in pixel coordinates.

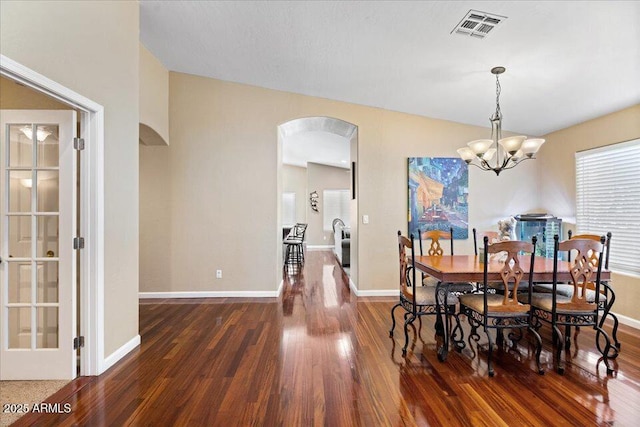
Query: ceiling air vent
[{"left": 451, "top": 10, "right": 507, "bottom": 39}]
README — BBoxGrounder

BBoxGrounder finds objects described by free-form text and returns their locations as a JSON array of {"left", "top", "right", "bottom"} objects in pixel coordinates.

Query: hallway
[{"left": 12, "top": 250, "right": 640, "bottom": 426}]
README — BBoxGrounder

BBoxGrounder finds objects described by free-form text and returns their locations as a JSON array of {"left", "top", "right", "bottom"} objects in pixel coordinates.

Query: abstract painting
[{"left": 408, "top": 157, "right": 468, "bottom": 239}]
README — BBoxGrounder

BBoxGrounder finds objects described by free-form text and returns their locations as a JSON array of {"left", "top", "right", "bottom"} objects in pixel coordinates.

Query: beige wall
[
  {"left": 139, "top": 45, "right": 171, "bottom": 292},
  {"left": 139, "top": 145, "right": 172, "bottom": 292},
  {"left": 306, "top": 163, "right": 350, "bottom": 246},
  {"left": 1, "top": 1, "right": 140, "bottom": 356},
  {"left": 166, "top": 71, "right": 539, "bottom": 294},
  {"left": 0, "top": 76, "right": 69, "bottom": 109},
  {"left": 139, "top": 43, "right": 169, "bottom": 146},
  {"left": 282, "top": 165, "right": 307, "bottom": 225},
  {"left": 538, "top": 104, "right": 640, "bottom": 321}
]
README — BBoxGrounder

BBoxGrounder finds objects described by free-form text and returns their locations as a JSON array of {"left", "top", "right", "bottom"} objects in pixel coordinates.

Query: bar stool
[{"left": 284, "top": 223, "right": 307, "bottom": 265}]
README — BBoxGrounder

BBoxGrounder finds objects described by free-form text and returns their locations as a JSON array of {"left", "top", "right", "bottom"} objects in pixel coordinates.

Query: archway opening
[{"left": 277, "top": 117, "right": 358, "bottom": 291}]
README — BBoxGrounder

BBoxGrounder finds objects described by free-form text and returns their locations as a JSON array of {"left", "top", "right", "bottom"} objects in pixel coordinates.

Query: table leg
[{"left": 436, "top": 282, "right": 449, "bottom": 362}]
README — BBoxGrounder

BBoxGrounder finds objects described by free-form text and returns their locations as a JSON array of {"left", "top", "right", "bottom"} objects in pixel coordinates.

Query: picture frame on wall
[{"left": 408, "top": 157, "right": 469, "bottom": 239}]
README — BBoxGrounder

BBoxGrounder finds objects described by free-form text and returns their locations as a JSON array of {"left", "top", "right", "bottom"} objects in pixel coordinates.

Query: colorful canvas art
[{"left": 408, "top": 157, "right": 468, "bottom": 239}]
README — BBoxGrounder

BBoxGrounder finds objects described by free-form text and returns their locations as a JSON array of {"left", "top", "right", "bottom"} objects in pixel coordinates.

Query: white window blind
[
  {"left": 323, "top": 189, "right": 350, "bottom": 232},
  {"left": 282, "top": 192, "right": 296, "bottom": 227},
  {"left": 576, "top": 138, "right": 640, "bottom": 275}
]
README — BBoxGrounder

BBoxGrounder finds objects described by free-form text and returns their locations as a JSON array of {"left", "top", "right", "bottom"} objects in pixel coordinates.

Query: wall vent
[{"left": 451, "top": 10, "right": 507, "bottom": 39}]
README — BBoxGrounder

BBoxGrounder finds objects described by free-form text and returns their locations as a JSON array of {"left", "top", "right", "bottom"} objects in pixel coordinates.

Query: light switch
[{"left": 362, "top": 215, "right": 369, "bottom": 224}]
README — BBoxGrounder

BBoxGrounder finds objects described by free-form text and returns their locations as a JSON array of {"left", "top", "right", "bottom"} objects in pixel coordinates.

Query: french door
[{"left": 0, "top": 110, "right": 77, "bottom": 379}]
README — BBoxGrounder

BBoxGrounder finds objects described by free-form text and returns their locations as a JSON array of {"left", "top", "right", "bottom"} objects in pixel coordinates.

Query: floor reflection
[{"left": 18, "top": 249, "right": 637, "bottom": 426}]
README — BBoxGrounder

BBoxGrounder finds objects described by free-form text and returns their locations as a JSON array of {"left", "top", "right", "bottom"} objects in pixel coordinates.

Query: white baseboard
[
  {"left": 139, "top": 291, "right": 280, "bottom": 299},
  {"left": 349, "top": 277, "right": 356, "bottom": 293},
  {"left": 349, "top": 279, "right": 358, "bottom": 295},
  {"left": 277, "top": 280, "right": 284, "bottom": 297},
  {"left": 349, "top": 281, "right": 396, "bottom": 297},
  {"left": 101, "top": 334, "right": 140, "bottom": 373},
  {"left": 613, "top": 312, "right": 640, "bottom": 330},
  {"left": 355, "top": 289, "right": 397, "bottom": 297}
]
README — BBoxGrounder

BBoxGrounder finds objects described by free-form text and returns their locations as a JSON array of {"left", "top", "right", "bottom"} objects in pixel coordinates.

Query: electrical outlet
[{"left": 216, "top": 270, "right": 222, "bottom": 279}]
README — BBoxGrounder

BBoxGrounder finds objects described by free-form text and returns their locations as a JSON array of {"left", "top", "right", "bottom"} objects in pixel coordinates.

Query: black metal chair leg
[
  {"left": 600, "top": 284, "right": 621, "bottom": 351},
  {"left": 529, "top": 326, "right": 545, "bottom": 375},
  {"left": 496, "top": 329, "right": 504, "bottom": 347},
  {"left": 467, "top": 316, "right": 480, "bottom": 359},
  {"left": 402, "top": 314, "right": 416, "bottom": 357},
  {"left": 610, "top": 312, "right": 621, "bottom": 350},
  {"left": 389, "top": 303, "right": 401, "bottom": 337},
  {"left": 486, "top": 328, "right": 495, "bottom": 377},
  {"left": 451, "top": 313, "right": 465, "bottom": 352},
  {"left": 553, "top": 325, "right": 565, "bottom": 374},
  {"left": 594, "top": 324, "right": 614, "bottom": 375}
]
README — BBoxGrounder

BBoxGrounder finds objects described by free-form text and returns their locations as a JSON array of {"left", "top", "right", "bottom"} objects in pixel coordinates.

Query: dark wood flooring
[{"left": 13, "top": 250, "right": 640, "bottom": 426}]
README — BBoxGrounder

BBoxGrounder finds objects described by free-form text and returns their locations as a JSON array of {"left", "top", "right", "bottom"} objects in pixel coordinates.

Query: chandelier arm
[
  {"left": 499, "top": 154, "right": 512, "bottom": 170},
  {"left": 468, "top": 162, "right": 492, "bottom": 172},
  {"left": 502, "top": 156, "right": 535, "bottom": 171}
]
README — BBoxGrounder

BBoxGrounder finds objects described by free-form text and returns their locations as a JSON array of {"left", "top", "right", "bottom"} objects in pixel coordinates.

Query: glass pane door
[
  {"left": 6, "top": 124, "right": 60, "bottom": 349},
  {"left": 1, "top": 109, "right": 76, "bottom": 380}
]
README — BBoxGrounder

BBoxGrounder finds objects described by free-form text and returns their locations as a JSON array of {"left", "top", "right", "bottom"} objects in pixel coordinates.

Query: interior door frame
[{"left": 1, "top": 54, "right": 104, "bottom": 376}]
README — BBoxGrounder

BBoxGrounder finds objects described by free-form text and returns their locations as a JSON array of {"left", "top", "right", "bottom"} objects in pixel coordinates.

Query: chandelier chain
[{"left": 494, "top": 73, "right": 502, "bottom": 120}]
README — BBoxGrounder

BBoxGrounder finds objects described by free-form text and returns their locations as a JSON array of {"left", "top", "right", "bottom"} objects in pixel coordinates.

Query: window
[
  {"left": 323, "top": 189, "right": 350, "bottom": 232},
  {"left": 282, "top": 192, "right": 296, "bottom": 227},
  {"left": 576, "top": 138, "right": 640, "bottom": 275}
]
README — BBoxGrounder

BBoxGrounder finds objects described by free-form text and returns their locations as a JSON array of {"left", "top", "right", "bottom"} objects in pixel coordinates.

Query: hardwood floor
[{"left": 14, "top": 250, "right": 640, "bottom": 426}]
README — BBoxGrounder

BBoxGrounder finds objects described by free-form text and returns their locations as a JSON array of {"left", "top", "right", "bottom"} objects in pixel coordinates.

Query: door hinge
[
  {"left": 73, "top": 237, "right": 85, "bottom": 249},
  {"left": 73, "top": 137, "right": 85, "bottom": 150},
  {"left": 73, "top": 336, "right": 85, "bottom": 350}
]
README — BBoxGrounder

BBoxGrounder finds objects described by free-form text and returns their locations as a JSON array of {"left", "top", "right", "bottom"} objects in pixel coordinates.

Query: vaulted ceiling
[{"left": 140, "top": 1, "right": 640, "bottom": 162}]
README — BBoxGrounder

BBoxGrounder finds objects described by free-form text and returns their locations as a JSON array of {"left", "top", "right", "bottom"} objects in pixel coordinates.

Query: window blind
[
  {"left": 575, "top": 138, "right": 640, "bottom": 275},
  {"left": 323, "top": 189, "right": 350, "bottom": 232},
  {"left": 282, "top": 192, "right": 296, "bottom": 227}
]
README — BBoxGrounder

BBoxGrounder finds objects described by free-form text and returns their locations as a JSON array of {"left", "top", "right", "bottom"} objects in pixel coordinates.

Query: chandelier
[
  {"left": 456, "top": 66, "right": 545, "bottom": 175},
  {"left": 20, "top": 125, "right": 51, "bottom": 142}
]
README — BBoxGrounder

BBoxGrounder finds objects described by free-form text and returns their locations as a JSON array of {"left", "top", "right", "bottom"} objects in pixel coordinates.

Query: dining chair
[
  {"left": 532, "top": 231, "right": 619, "bottom": 354},
  {"left": 472, "top": 228, "right": 500, "bottom": 256},
  {"left": 472, "top": 228, "right": 513, "bottom": 296},
  {"left": 525, "top": 235, "right": 615, "bottom": 375},
  {"left": 458, "top": 236, "right": 544, "bottom": 377},
  {"left": 390, "top": 231, "right": 462, "bottom": 358},
  {"left": 416, "top": 228, "right": 475, "bottom": 293},
  {"left": 283, "top": 223, "right": 307, "bottom": 265}
]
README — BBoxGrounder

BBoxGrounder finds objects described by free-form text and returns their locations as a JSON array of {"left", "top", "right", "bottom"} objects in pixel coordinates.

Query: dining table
[{"left": 411, "top": 254, "right": 612, "bottom": 361}]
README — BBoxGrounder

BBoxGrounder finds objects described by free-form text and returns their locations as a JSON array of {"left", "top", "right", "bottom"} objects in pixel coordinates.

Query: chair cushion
[
  {"left": 459, "top": 293, "right": 526, "bottom": 315},
  {"left": 532, "top": 284, "right": 606, "bottom": 303},
  {"left": 284, "top": 236, "right": 303, "bottom": 244},
  {"left": 408, "top": 286, "right": 459, "bottom": 305},
  {"left": 522, "top": 292, "right": 597, "bottom": 314},
  {"left": 421, "top": 277, "right": 475, "bottom": 293},
  {"left": 422, "top": 276, "right": 439, "bottom": 287}
]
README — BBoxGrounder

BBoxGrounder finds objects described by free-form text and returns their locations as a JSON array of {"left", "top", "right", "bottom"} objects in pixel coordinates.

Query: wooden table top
[{"left": 412, "top": 255, "right": 611, "bottom": 283}]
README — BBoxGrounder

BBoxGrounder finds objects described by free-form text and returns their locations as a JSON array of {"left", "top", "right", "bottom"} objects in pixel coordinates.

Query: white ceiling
[
  {"left": 282, "top": 131, "right": 350, "bottom": 169},
  {"left": 278, "top": 116, "right": 354, "bottom": 168},
  {"left": 140, "top": 0, "right": 640, "bottom": 158}
]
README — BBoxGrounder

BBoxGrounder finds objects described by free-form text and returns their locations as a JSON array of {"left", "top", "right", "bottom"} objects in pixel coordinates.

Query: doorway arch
[{"left": 277, "top": 116, "right": 359, "bottom": 292}]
